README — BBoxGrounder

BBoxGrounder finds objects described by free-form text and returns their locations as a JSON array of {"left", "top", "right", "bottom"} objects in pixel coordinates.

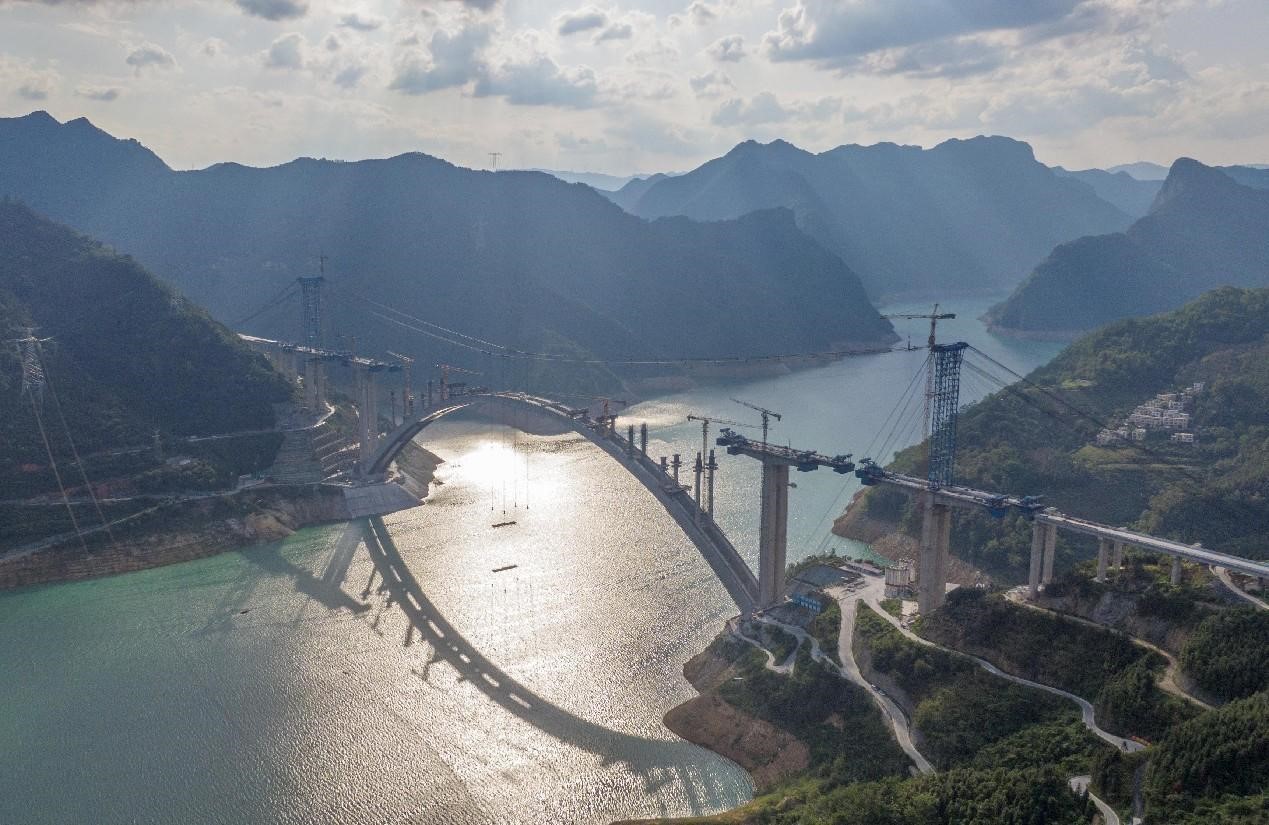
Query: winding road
[{"left": 1211, "top": 565, "right": 1269, "bottom": 610}]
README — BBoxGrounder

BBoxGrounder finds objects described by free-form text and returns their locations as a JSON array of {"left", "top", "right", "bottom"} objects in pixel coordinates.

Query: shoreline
[{"left": 0, "top": 445, "right": 445, "bottom": 592}]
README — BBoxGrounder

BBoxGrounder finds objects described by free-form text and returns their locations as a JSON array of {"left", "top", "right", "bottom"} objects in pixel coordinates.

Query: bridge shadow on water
[{"left": 358, "top": 516, "right": 746, "bottom": 818}]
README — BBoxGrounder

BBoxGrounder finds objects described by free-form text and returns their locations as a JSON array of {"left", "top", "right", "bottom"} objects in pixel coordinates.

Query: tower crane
[
  {"left": 686, "top": 415, "right": 758, "bottom": 465},
  {"left": 731, "top": 398, "right": 782, "bottom": 447},
  {"left": 880, "top": 304, "right": 956, "bottom": 443}
]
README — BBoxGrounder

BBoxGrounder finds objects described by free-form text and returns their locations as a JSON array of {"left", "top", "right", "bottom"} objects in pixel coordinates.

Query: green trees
[
  {"left": 1143, "top": 691, "right": 1269, "bottom": 821},
  {"left": 0, "top": 202, "right": 292, "bottom": 501},
  {"left": 1180, "top": 609, "right": 1269, "bottom": 702}
]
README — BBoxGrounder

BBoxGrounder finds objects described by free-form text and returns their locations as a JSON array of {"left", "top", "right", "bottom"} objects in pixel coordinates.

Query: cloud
[
  {"left": 264, "top": 33, "right": 306, "bottom": 69},
  {"left": 764, "top": 0, "right": 1084, "bottom": 67},
  {"left": 389, "top": 22, "right": 492, "bottom": 94},
  {"left": 707, "top": 34, "right": 745, "bottom": 62},
  {"left": 475, "top": 56, "right": 600, "bottom": 108},
  {"left": 126, "top": 43, "right": 177, "bottom": 74},
  {"left": 333, "top": 64, "right": 368, "bottom": 89},
  {"left": 338, "top": 12, "right": 384, "bottom": 31},
  {"left": 236, "top": 0, "right": 308, "bottom": 21},
  {"left": 689, "top": 70, "right": 733, "bottom": 97},
  {"left": 851, "top": 36, "right": 1008, "bottom": 79},
  {"left": 597, "top": 22, "right": 633, "bottom": 41},
  {"left": 712, "top": 91, "right": 840, "bottom": 126},
  {"left": 201, "top": 38, "right": 229, "bottom": 58},
  {"left": 678, "top": 1, "right": 717, "bottom": 26},
  {"left": 75, "top": 85, "right": 120, "bottom": 101},
  {"left": 557, "top": 6, "right": 608, "bottom": 36},
  {"left": 17, "top": 82, "right": 49, "bottom": 101}
]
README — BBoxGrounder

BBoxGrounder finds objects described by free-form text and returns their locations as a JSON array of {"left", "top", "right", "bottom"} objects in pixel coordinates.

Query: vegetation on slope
[
  {"left": 918, "top": 589, "right": 1193, "bottom": 740},
  {"left": 988, "top": 159, "right": 1269, "bottom": 334},
  {"left": 718, "top": 641, "right": 910, "bottom": 788},
  {"left": 854, "top": 605, "right": 1096, "bottom": 769},
  {"left": 852, "top": 287, "right": 1269, "bottom": 580},
  {"left": 1142, "top": 691, "right": 1269, "bottom": 822},
  {"left": 0, "top": 201, "right": 291, "bottom": 502},
  {"left": 1179, "top": 609, "right": 1269, "bottom": 702}
]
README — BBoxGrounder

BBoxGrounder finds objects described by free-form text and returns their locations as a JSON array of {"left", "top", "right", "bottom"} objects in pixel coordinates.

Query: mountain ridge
[
  {"left": 605, "top": 135, "right": 1134, "bottom": 300},
  {"left": 0, "top": 112, "right": 895, "bottom": 395},
  {"left": 987, "top": 159, "right": 1269, "bottom": 336}
]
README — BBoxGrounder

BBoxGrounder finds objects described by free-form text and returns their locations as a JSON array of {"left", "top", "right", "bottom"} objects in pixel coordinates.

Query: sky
[{"left": 1, "top": 0, "right": 1267, "bottom": 174}]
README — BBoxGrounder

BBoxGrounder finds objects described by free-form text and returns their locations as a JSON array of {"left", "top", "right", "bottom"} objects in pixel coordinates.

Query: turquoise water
[{"left": 0, "top": 297, "right": 1060, "bottom": 824}]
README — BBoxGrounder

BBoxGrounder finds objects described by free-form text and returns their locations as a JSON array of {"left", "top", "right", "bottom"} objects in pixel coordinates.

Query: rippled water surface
[{"left": 0, "top": 299, "right": 1060, "bottom": 825}]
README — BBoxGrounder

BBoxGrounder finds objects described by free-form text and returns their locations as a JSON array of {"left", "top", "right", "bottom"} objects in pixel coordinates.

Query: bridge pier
[
  {"left": 303, "top": 356, "right": 323, "bottom": 411},
  {"left": 357, "top": 367, "right": 379, "bottom": 477},
  {"left": 693, "top": 452, "right": 703, "bottom": 522},
  {"left": 918, "top": 493, "right": 952, "bottom": 614},
  {"left": 1113, "top": 540, "right": 1125, "bottom": 574},
  {"left": 1042, "top": 521, "right": 1057, "bottom": 583},
  {"left": 1096, "top": 537, "right": 1110, "bottom": 582},
  {"left": 640, "top": 423, "right": 648, "bottom": 455},
  {"left": 706, "top": 449, "right": 717, "bottom": 518},
  {"left": 758, "top": 460, "right": 790, "bottom": 608},
  {"left": 1171, "top": 555, "right": 1183, "bottom": 585},
  {"left": 1028, "top": 520, "right": 1058, "bottom": 598}
]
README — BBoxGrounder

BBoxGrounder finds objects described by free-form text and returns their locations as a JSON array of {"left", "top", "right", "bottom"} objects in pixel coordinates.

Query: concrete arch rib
[{"left": 365, "top": 392, "right": 759, "bottom": 614}]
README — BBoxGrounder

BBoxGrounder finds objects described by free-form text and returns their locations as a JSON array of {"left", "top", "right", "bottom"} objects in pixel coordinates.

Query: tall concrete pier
[{"left": 757, "top": 460, "right": 790, "bottom": 608}]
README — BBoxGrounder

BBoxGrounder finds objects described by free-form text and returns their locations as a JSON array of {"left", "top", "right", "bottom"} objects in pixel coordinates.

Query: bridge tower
[
  {"left": 297, "top": 276, "right": 327, "bottom": 412},
  {"left": 917, "top": 342, "right": 968, "bottom": 614},
  {"left": 356, "top": 364, "right": 383, "bottom": 477}
]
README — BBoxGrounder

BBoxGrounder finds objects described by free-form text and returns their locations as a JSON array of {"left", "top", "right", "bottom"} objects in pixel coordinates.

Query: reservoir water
[{"left": 0, "top": 298, "right": 1061, "bottom": 825}]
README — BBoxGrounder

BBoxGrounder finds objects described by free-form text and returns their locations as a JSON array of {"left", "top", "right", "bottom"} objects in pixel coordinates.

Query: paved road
[
  {"left": 1211, "top": 565, "right": 1268, "bottom": 610},
  {"left": 1005, "top": 588, "right": 1213, "bottom": 711},
  {"left": 1070, "top": 775, "right": 1121, "bottom": 825},
  {"left": 861, "top": 591, "right": 1145, "bottom": 754}
]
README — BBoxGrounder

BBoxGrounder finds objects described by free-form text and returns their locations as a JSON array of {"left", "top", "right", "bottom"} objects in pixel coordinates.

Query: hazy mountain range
[
  {"left": 0, "top": 112, "right": 895, "bottom": 393},
  {"left": 603, "top": 136, "right": 1135, "bottom": 300},
  {"left": 986, "top": 159, "right": 1269, "bottom": 336}
]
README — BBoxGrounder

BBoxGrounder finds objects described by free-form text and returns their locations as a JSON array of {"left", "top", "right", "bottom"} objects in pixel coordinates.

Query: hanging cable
[{"left": 41, "top": 353, "right": 116, "bottom": 546}]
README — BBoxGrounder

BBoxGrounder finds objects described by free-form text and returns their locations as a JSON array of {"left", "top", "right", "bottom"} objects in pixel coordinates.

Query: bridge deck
[{"left": 872, "top": 470, "right": 1269, "bottom": 580}]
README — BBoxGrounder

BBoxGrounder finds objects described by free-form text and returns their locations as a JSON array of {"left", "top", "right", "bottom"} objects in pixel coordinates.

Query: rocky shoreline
[{"left": 0, "top": 445, "right": 446, "bottom": 591}]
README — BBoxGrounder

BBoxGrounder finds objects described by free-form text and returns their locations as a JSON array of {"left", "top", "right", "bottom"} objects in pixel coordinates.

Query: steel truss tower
[
  {"left": 297, "top": 276, "right": 325, "bottom": 348},
  {"left": 927, "top": 342, "right": 967, "bottom": 489}
]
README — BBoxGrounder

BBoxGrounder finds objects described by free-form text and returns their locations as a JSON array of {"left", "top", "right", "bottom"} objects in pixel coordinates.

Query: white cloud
[
  {"left": 236, "top": 0, "right": 308, "bottom": 22},
  {"left": 126, "top": 43, "right": 177, "bottom": 74},
  {"left": 264, "top": 33, "right": 307, "bottom": 70},
  {"left": 75, "top": 85, "right": 120, "bottom": 101},
  {"left": 390, "top": 21, "right": 492, "bottom": 94},
  {"left": 475, "top": 55, "right": 600, "bottom": 108},
  {"left": 557, "top": 6, "right": 608, "bottom": 36},
  {"left": 338, "top": 12, "right": 384, "bottom": 32},
  {"left": 707, "top": 34, "right": 745, "bottom": 62},
  {"left": 712, "top": 91, "right": 841, "bottom": 126},
  {"left": 690, "top": 69, "right": 733, "bottom": 97},
  {"left": 764, "top": 0, "right": 1084, "bottom": 67}
]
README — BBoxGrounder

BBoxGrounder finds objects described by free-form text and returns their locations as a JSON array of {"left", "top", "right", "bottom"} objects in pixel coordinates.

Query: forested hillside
[
  {"left": 0, "top": 112, "right": 895, "bottom": 396},
  {"left": 988, "top": 159, "right": 1269, "bottom": 335},
  {"left": 846, "top": 287, "right": 1269, "bottom": 577},
  {"left": 0, "top": 202, "right": 290, "bottom": 502},
  {"left": 607, "top": 136, "right": 1132, "bottom": 299}
]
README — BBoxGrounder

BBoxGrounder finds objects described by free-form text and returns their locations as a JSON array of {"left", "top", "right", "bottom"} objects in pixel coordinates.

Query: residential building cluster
[{"left": 1095, "top": 382, "right": 1204, "bottom": 446}]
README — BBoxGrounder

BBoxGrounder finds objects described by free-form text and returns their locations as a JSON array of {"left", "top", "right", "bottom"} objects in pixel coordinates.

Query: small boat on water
[
  {"left": 492, "top": 564, "right": 518, "bottom": 573},
  {"left": 491, "top": 520, "right": 517, "bottom": 528}
]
